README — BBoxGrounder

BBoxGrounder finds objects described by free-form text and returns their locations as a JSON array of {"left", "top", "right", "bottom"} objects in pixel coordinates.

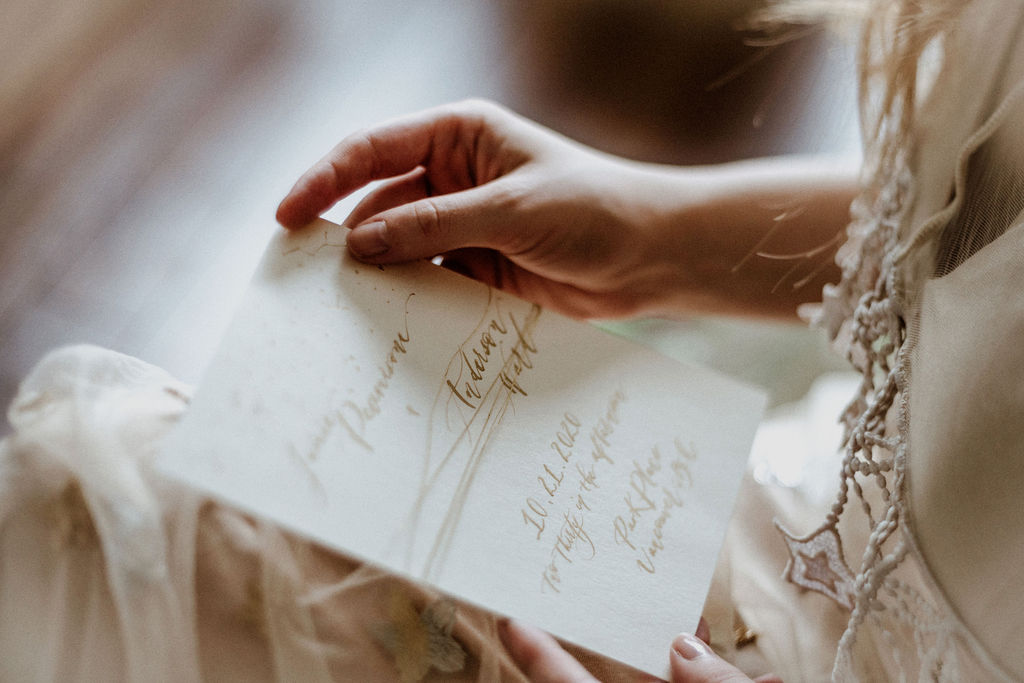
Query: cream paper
[{"left": 159, "top": 218, "right": 766, "bottom": 677}]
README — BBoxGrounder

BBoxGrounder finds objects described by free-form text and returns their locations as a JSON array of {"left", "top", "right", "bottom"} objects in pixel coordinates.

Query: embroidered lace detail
[
  {"left": 776, "top": 523, "right": 856, "bottom": 610},
  {"left": 781, "top": 7, "right": 1024, "bottom": 672},
  {"left": 777, "top": 1, "right": 1024, "bottom": 677},
  {"left": 778, "top": 140, "right": 914, "bottom": 672},
  {"left": 782, "top": 150, "right": 1016, "bottom": 680}
]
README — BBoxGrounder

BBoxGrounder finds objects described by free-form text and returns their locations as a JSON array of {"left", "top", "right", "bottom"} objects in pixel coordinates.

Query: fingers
[
  {"left": 341, "top": 167, "right": 431, "bottom": 229},
  {"left": 275, "top": 118, "right": 432, "bottom": 229},
  {"left": 276, "top": 101, "right": 497, "bottom": 229},
  {"left": 345, "top": 182, "right": 519, "bottom": 262},
  {"left": 498, "top": 619, "right": 599, "bottom": 683},
  {"left": 668, "top": 634, "right": 757, "bottom": 683},
  {"left": 498, "top": 617, "right": 771, "bottom": 683}
]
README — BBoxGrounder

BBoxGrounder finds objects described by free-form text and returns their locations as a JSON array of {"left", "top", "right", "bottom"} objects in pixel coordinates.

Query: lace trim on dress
[
  {"left": 777, "top": 143, "right": 911, "bottom": 676},
  {"left": 781, "top": 41, "right": 1024, "bottom": 683}
]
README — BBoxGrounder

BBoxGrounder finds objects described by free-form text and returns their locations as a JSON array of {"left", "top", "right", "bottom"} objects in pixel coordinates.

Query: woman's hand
[
  {"left": 498, "top": 618, "right": 781, "bottom": 683},
  {"left": 276, "top": 99, "right": 693, "bottom": 319},
  {"left": 277, "top": 100, "right": 856, "bottom": 320}
]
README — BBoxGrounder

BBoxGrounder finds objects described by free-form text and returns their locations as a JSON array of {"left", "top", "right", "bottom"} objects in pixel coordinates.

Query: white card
[{"left": 159, "top": 218, "right": 766, "bottom": 678}]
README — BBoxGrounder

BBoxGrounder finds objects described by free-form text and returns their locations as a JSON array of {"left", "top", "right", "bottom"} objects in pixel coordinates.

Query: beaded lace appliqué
[
  {"left": 780, "top": 139, "right": 1018, "bottom": 679},
  {"left": 776, "top": 154, "right": 927, "bottom": 677}
]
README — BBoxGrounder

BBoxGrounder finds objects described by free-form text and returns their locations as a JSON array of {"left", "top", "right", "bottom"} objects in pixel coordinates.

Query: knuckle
[
  {"left": 455, "top": 97, "right": 498, "bottom": 115},
  {"left": 350, "top": 130, "right": 385, "bottom": 180},
  {"left": 412, "top": 198, "right": 446, "bottom": 239},
  {"left": 325, "top": 157, "right": 347, "bottom": 195},
  {"left": 450, "top": 98, "right": 507, "bottom": 129},
  {"left": 314, "top": 158, "right": 344, "bottom": 201}
]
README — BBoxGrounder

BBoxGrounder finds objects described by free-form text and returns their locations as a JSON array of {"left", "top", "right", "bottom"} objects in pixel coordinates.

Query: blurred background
[{"left": 1, "top": 0, "right": 859, "bottom": 434}]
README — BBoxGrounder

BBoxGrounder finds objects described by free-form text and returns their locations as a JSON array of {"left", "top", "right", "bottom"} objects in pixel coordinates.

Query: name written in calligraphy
[
  {"left": 445, "top": 300, "right": 540, "bottom": 413},
  {"left": 307, "top": 294, "right": 415, "bottom": 455}
]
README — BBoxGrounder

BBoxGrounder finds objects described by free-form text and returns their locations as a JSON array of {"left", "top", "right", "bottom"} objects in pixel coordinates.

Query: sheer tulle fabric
[
  {"left": 6, "top": 4, "right": 1024, "bottom": 681},
  {"left": 0, "top": 346, "right": 540, "bottom": 682}
]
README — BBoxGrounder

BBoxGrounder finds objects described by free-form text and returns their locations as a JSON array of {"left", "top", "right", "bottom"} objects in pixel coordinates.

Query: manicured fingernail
[
  {"left": 349, "top": 221, "right": 389, "bottom": 258},
  {"left": 673, "top": 633, "right": 712, "bottom": 660}
]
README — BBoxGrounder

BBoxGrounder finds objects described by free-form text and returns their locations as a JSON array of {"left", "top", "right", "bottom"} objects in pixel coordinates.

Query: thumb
[
  {"left": 669, "top": 634, "right": 755, "bottom": 683},
  {"left": 346, "top": 184, "right": 518, "bottom": 263}
]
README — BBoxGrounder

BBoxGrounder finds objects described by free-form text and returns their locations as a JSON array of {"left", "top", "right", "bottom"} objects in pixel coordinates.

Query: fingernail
[
  {"left": 349, "top": 221, "right": 389, "bottom": 258},
  {"left": 673, "top": 633, "right": 712, "bottom": 660}
]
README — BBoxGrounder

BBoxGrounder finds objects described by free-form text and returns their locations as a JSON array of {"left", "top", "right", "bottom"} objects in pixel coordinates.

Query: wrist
[{"left": 631, "top": 156, "right": 857, "bottom": 319}]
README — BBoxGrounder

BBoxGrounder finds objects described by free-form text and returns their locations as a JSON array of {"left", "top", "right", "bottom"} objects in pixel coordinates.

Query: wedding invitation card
[{"left": 159, "top": 218, "right": 766, "bottom": 677}]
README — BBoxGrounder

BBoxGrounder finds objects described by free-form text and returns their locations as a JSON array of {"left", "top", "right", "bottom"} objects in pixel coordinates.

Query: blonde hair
[
  {"left": 748, "top": 0, "right": 968, "bottom": 188},
  {"left": 746, "top": 4, "right": 976, "bottom": 676}
]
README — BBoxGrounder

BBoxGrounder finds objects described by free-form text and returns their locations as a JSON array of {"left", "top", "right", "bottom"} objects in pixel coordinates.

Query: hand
[
  {"left": 497, "top": 618, "right": 782, "bottom": 683},
  {"left": 276, "top": 99, "right": 692, "bottom": 319}
]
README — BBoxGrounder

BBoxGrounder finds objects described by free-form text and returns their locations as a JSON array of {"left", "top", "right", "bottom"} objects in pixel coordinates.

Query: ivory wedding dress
[
  {"left": 742, "top": 2, "right": 1024, "bottom": 679},
  {"left": 2, "top": 1, "right": 1022, "bottom": 681}
]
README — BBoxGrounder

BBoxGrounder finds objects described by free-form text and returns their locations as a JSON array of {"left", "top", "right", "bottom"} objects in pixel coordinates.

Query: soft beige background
[{"left": 1, "top": 0, "right": 858, "bottom": 434}]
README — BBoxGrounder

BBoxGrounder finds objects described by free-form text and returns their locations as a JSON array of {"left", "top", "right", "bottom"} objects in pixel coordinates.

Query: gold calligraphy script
[
  {"left": 444, "top": 300, "right": 538, "bottom": 412},
  {"left": 529, "top": 390, "right": 626, "bottom": 594},
  {"left": 612, "top": 438, "right": 697, "bottom": 574},
  {"left": 407, "top": 292, "right": 542, "bottom": 580},
  {"left": 304, "top": 293, "right": 415, "bottom": 457}
]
